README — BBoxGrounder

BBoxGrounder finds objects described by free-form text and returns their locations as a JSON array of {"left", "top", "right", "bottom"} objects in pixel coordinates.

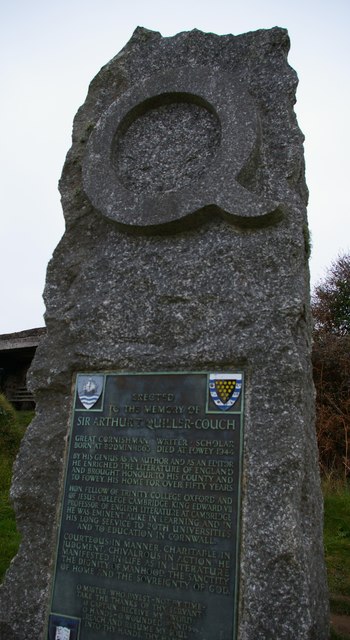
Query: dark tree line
[{"left": 312, "top": 254, "right": 350, "bottom": 480}]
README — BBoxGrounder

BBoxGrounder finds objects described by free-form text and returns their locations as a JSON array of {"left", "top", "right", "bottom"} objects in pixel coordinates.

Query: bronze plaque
[{"left": 47, "top": 371, "right": 244, "bottom": 640}]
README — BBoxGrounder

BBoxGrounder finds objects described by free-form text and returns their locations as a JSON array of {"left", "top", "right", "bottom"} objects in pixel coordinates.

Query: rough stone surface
[
  {"left": 114, "top": 100, "right": 221, "bottom": 193},
  {"left": 0, "top": 26, "right": 329, "bottom": 639}
]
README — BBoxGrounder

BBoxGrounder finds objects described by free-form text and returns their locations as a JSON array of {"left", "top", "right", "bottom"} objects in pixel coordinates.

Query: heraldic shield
[
  {"left": 209, "top": 373, "right": 242, "bottom": 411},
  {"left": 77, "top": 374, "right": 104, "bottom": 409}
]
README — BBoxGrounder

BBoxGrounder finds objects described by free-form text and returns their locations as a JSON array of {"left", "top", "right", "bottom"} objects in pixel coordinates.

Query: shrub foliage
[
  {"left": 312, "top": 254, "right": 350, "bottom": 479},
  {"left": 0, "top": 394, "right": 24, "bottom": 459}
]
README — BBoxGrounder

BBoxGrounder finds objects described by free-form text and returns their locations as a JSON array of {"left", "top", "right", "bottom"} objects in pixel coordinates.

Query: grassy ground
[
  {"left": 324, "top": 480, "right": 350, "bottom": 639},
  {"left": 324, "top": 481, "right": 350, "bottom": 599},
  {"left": 0, "top": 410, "right": 350, "bottom": 638}
]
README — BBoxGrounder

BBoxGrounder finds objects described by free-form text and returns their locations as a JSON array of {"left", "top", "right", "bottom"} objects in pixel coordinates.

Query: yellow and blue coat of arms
[{"left": 209, "top": 373, "right": 242, "bottom": 411}]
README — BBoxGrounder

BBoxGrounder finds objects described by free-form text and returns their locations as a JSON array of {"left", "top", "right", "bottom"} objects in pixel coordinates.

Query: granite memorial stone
[{"left": 0, "top": 26, "right": 329, "bottom": 640}]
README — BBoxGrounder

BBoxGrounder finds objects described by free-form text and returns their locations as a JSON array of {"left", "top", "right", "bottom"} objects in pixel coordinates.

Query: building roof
[{"left": 0, "top": 327, "right": 46, "bottom": 352}]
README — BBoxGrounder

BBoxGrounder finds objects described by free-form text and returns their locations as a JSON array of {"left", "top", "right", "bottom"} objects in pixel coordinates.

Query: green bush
[
  {"left": 330, "top": 630, "right": 350, "bottom": 640},
  {"left": 0, "top": 394, "right": 25, "bottom": 458},
  {"left": 0, "top": 453, "right": 21, "bottom": 579},
  {"left": 0, "top": 406, "right": 33, "bottom": 582}
]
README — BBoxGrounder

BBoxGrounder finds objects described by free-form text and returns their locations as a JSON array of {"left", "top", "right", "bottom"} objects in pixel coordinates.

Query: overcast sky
[{"left": 1, "top": 0, "right": 349, "bottom": 334}]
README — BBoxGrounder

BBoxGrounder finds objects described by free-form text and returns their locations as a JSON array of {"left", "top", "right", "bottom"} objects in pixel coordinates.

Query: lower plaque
[{"left": 47, "top": 371, "right": 244, "bottom": 640}]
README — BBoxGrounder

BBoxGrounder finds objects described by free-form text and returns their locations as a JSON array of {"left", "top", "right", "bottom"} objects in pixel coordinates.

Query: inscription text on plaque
[{"left": 47, "top": 371, "right": 244, "bottom": 640}]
